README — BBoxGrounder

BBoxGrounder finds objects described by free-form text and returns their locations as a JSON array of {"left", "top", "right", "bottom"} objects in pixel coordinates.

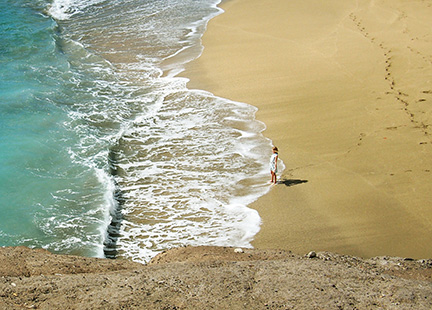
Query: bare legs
[{"left": 270, "top": 171, "right": 277, "bottom": 184}]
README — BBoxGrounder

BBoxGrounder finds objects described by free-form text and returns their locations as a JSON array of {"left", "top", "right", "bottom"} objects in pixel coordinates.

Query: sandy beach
[{"left": 183, "top": 0, "right": 432, "bottom": 259}]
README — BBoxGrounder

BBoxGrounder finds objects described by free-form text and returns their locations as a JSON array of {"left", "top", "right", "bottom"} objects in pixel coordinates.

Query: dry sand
[
  {"left": 1, "top": 246, "right": 432, "bottom": 309},
  {"left": 182, "top": 0, "right": 432, "bottom": 259}
]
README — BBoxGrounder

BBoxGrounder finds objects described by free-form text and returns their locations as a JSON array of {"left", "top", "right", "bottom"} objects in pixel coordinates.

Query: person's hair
[{"left": 272, "top": 146, "right": 278, "bottom": 152}]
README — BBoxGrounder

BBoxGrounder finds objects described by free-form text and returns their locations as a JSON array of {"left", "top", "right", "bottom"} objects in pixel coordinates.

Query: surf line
[{"left": 103, "top": 146, "right": 125, "bottom": 259}]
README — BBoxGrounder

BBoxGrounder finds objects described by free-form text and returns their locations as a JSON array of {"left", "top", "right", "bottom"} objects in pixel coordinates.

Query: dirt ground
[{"left": 0, "top": 246, "right": 431, "bottom": 309}]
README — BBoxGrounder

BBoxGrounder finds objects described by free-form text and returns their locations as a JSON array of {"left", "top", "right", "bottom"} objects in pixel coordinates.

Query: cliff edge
[{"left": 1, "top": 246, "right": 431, "bottom": 309}]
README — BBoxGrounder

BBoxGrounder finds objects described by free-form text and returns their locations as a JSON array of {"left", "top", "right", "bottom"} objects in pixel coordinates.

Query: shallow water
[{"left": 0, "top": 0, "right": 281, "bottom": 262}]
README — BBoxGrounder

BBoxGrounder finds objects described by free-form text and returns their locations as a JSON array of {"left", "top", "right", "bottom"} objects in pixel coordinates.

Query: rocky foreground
[{"left": 0, "top": 246, "right": 431, "bottom": 309}]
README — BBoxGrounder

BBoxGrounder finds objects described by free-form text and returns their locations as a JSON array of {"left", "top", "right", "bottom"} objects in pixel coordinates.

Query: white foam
[
  {"left": 94, "top": 168, "right": 118, "bottom": 258},
  {"left": 104, "top": 85, "right": 278, "bottom": 263},
  {"left": 48, "top": 0, "right": 106, "bottom": 20},
  {"left": 43, "top": 0, "right": 284, "bottom": 262}
]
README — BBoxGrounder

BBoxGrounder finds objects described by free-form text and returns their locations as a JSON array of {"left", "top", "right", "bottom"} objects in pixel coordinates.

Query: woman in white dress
[{"left": 269, "top": 146, "right": 279, "bottom": 184}]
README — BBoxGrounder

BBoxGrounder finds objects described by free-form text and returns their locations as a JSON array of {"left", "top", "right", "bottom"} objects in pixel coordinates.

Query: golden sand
[{"left": 182, "top": 0, "right": 432, "bottom": 258}]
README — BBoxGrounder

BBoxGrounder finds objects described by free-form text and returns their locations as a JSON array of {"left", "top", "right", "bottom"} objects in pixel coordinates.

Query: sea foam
[{"left": 1, "top": 0, "right": 284, "bottom": 262}]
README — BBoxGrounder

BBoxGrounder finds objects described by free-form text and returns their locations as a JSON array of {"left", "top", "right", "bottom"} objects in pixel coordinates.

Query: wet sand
[{"left": 183, "top": 0, "right": 432, "bottom": 258}]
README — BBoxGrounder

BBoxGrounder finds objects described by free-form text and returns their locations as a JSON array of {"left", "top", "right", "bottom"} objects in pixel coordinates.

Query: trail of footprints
[
  {"left": 407, "top": 45, "right": 432, "bottom": 66},
  {"left": 349, "top": 12, "right": 432, "bottom": 143}
]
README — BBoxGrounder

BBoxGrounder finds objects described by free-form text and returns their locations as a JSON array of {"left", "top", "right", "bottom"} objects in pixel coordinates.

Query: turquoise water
[
  {"left": 0, "top": 0, "right": 113, "bottom": 256},
  {"left": 0, "top": 0, "right": 276, "bottom": 262}
]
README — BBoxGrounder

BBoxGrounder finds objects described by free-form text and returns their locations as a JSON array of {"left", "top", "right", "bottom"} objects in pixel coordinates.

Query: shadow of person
[{"left": 278, "top": 178, "right": 308, "bottom": 187}]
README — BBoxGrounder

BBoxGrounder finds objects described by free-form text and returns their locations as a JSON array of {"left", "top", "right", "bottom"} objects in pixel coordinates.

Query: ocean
[{"left": 0, "top": 0, "right": 280, "bottom": 263}]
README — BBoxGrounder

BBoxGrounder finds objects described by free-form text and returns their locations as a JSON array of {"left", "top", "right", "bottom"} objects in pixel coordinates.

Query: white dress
[{"left": 270, "top": 153, "right": 278, "bottom": 173}]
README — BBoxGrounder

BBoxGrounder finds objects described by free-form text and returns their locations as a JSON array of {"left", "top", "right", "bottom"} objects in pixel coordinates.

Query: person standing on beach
[{"left": 270, "top": 146, "right": 278, "bottom": 184}]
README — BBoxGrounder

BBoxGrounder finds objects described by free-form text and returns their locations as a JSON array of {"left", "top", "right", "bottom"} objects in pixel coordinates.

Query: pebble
[
  {"left": 234, "top": 248, "right": 244, "bottom": 253},
  {"left": 307, "top": 251, "right": 317, "bottom": 259}
]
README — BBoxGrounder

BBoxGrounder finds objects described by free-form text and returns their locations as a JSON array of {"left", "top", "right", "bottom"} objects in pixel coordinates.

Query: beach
[
  {"left": 183, "top": 0, "right": 432, "bottom": 259},
  {"left": 3, "top": 0, "right": 276, "bottom": 262},
  {"left": 3, "top": 2, "right": 432, "bottom": 307}
]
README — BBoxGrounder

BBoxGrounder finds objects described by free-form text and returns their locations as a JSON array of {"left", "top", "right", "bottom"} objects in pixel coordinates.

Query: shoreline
[{"left": 182, "top": 0, "right": 432, "bottom": 259}]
